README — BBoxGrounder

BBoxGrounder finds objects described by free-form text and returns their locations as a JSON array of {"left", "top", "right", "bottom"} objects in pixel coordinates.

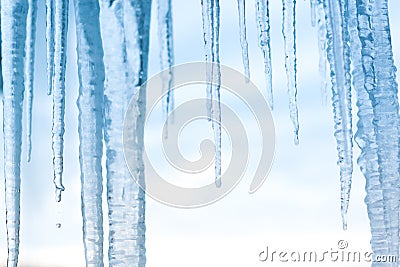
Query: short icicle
[
  {"left": 316, "top": 0, "right": 328, "bottom": 105},
  {"left": 255, "top": 0, "right": 273, "bottom": 109},
  {"left": 237, "top": 0, "right": 250, "bottom": 81},
  {"left": 157, "top": 0, "right": 175, "bottom": 136}
]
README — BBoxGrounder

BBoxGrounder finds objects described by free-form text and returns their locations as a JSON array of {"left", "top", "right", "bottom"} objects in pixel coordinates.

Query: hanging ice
[
  {"left": 201, "top": 0, "right": 222, "bottom": 187},
  {"left": 316, "top": 0, "right": 328, "bottom": 104},
  {"left": 51, "top": 0, "right": 69, "bottom": 202},
  {"left": 237, "top": 0, "right": 250, "bottom": 81},
  {"left": 348, "top": 0, "right": 389, "bottom": 261},
  {"left": 282, "top": 0, "right": 299, "bottom": 144},
  {"left": 46, "top": 0, "right": 55, "bottom": 95},
  {"left": 1, "top": 1, "right": 28, "bottom": 266},
  {"left": 255, "top": 0, "right": 273, "bottom": 109},
  {"left": 74, "top": 0, "right": 104, "bottom": 265},
  {"left": 99, "top": 0, "right": 151, "bottom": 265},
  {"left": 355, "top": 0, "right": 400, "bottom": 259},
  {"left": 25, "top": 0, "right": 38, "bottom": 162},
  {"left": 323, "top": 0, "right": 353, "bottom": 230},
  {"left": 157, "top": 0, "right": 174, "bottom": 132}
]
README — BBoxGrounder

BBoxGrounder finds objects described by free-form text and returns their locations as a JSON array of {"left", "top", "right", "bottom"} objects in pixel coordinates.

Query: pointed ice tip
[
  {"left": 47, "top": 83, "right": 52, "bottom": 95},
  {"left": 341, "top": 213, "right": 348, "bottom": 231},
  {"left": 267, "top": 99, "right": 274, "bottom": 111},
  {"left": 55, "top": 188, "right": 63, "bottom": 202},
  {"left": 294, "top": 134, "right": 299, "bottom": 145},
  {"left": 27, "top": 152, "right": 31, "bottom": 163},
  {"left": 215, "top": 177, "right": 222, "bottom": 188}
]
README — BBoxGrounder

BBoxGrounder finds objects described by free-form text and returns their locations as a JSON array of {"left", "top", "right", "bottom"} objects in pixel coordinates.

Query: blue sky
[{"left": 0, "top": 0, "right": 400, "bottom": 266}]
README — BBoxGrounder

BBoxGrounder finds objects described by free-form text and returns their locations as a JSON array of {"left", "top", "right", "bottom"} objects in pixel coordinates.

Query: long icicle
[
  {"left": 201, "top": 0, "right": 222, "bottom": 187},
  {"left": 46, "top": 0, "right": 55, "bottom": 95},
  {"left": 157, "top": 0, "right": 174, "bottom": 132},
  {"left": 237, "top": 0, "right": 250, "bottom": 81},
  {"left": 25, "top": 0, "right": 38, "bottom": 162},
  {"left": 74, "top": 0, "right": 105, "bottom": 265},
  {"left": 100, "top": 0, "right": 151, "bottom": 265},
  {"left": 1, "top": 1, "right": 28, "bottom": 266},
  {"left": 255, "top": 0, "right": 273, "bottom": 109},
  {"left": 324, "top": 0, "right": 353, "bottom": 230},
  {"left": 356, "top": 0, "right": 400, "bottom": 260},
  {"left": 348, "top": 0, "right": 389, "bottom": 261},
  {"left": 52, "top": 0, "right": 69, "bottom": 202},
  {"left": 282, "top": 0, "right": 299, "bottom": 144},
  {"left": 316, "top": 0, "right": 328, "bottom": 105}
]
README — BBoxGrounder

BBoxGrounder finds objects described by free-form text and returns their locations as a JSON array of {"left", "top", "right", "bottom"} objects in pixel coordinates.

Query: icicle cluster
[
  {"left": 1, "top": 0, "right": 400, "bottom": 266},
  {"left": 1, "top": 0, "right": 153, "bottom": 265}
]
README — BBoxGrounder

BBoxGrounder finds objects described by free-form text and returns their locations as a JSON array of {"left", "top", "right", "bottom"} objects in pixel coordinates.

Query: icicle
[
  {"left": 46, "top": 0, "right": 54, "bottom": 95},
  {"left": 316, "top": 0, "right": 328, "bottom": 105},
  {"left": 310, "top": 0, "right": 317, "bottom": 27},
  {"left": 157, "top": 0, "right": 174, "bottom": 134},
  {"left": 25, "top": 0, "right": 38, "bottom": 162},
  {"left": 52, "top": 0, "right": 69, "bottom": 202},
  {"left": 237, "top": 0, "right": 250, "bottom": 81},
  {"left": 348, "top": 0, "right": 389, "bottom": 261},
  {"left": 201, "top": 0, "right": 222, "bottom": 187},
  {"left": 255, "top": 0, "right": 273, "bottom": 109},
  {"left": 99, "top": 0, "right": 151, "bottom": 265},
  {"left": 74, "top": 0, "right": 105, "bottom": 265},
  {"left": 355, "top": 0, "right": 400, "bottom": 260},
  {"left": 323, "top": 0, "right": 353, "bottom": 230},
  {"left": 282, "top": 0, "right": 299, "bottom": 144},
  {"left": 1, "top": 1, "right": 28, "bottom": 266}
]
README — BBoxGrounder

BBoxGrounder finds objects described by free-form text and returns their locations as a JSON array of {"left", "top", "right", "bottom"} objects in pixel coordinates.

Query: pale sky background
[{"left": 0, "top": 0, "right": 400, "bottom": 266}]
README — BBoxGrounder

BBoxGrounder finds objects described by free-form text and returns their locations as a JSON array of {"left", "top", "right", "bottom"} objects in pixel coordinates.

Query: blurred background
[{"left": 0, "top": 0, "right": 399, "bottom": 266}]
